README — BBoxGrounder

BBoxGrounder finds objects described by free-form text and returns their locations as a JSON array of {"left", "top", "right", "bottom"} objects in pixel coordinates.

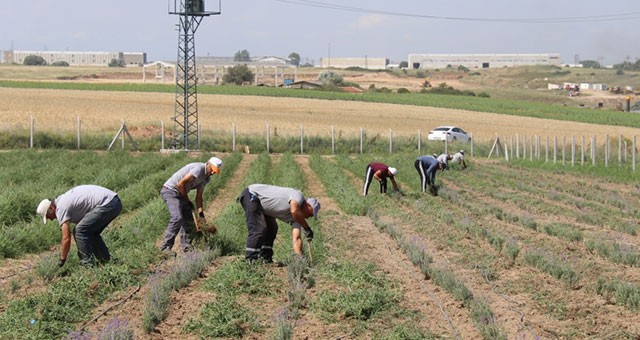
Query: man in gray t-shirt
[
  {"left": 36, "top": 185, "right": 122, "bottom": 267},
  {"left": 238, "top": 184, "right": 320, "bottom": 263},
  {"left": 160, "top": 157, "right": 223, "bottom": 254}
]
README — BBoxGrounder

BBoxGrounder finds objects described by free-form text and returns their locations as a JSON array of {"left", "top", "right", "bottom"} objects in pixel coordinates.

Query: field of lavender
[{"left": 0, "top": 150, "right": 639, "bottom": 339}]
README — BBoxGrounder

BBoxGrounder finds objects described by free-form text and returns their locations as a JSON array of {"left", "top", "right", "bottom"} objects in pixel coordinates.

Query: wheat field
[{"left": 2, "top": 87, "right": 639, "bottom": 144}]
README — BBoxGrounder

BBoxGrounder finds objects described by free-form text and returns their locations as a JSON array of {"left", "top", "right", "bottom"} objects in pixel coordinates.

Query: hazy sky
[{"left": 1, "top": 0, "right": 639, "bottom": 66}]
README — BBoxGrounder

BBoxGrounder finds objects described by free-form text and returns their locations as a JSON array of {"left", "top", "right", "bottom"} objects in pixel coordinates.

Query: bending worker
[
  {"left": 238, "top": 184, "right": 320, "bottom": 263},
  {"left": 159, "top": 156, "right": 223, "bottom": 254},
  {"left": 363, "top": 162, "right": 399, "bottom": 196},
  {"left": 451, "top": 150, "right": 467, "bottom": 169},
  {"left": 36, "top": 184, "right": 122, "bottom": 267},
  {"left": 415, "top": 155, "right": 447, "bottom": 194}
]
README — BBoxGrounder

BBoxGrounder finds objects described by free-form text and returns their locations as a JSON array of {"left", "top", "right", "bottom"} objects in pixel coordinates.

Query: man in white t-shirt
[
  {"left": 451, "top": 150, "right": 467, "bottom": 169},
  {"left": 36, "top": 185, "right": 122, "bottom": 267}
]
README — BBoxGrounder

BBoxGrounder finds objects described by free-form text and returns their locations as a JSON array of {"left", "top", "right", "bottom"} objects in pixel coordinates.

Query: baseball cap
[
  {"left": 388, "top": 167, "right": 398, "bottom": 176},
  {"left": 36, "top": 199, "right": 52, "bottom": 224},
  {"left": 459, "top": 150, "right": 465, "bottom": 154},
  {"left": 207, "top": 157, "right": 223, "bottom": 174},
  {"left": 306, "top": 198, "right": 321, "bottom": 220}
]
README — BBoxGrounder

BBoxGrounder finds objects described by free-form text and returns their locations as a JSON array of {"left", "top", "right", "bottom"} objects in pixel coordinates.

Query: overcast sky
[{"left": 1, "top": 0, "right": 639, "bottom": 66}]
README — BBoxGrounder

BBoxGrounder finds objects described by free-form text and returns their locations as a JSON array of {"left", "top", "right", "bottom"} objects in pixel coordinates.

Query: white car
[{"left": 427, "top": 126, "right": 471, "bottom": 143}]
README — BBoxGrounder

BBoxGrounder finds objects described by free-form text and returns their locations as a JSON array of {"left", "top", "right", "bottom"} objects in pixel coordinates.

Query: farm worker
[
  {"left": 159, "top": 157, "right": 223, "bottom": 254},
  {"left": 436, "top": 153, "right": 452, "bottom": 170},
  {"left": 451, "top": 150, "right": 467, "bottom": 169},
  {"left": 36, "top": 185, "right": 122, "bottom": 267},
  {"left": 237, "top": 184, "right": 320, "bottom": 263},
  {"left": 363, "top": 162, "right": 399, "bottom": 196},
  {"left": 415, "top": 155, "right": 446, "bottom": 194}
]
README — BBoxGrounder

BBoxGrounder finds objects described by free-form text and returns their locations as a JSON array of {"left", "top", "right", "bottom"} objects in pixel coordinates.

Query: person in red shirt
[{"left": 363, "top": 162, "right": 399, "bottom": 196}]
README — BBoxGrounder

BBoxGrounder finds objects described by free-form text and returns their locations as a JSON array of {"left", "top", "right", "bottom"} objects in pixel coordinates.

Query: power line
[{"left": 275, "top": 0, "right": 640, "bottom": 23}]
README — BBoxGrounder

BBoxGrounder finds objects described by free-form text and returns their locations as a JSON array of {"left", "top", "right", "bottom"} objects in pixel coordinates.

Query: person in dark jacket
[
  {"left": 415, "top": 155, "right": 446, "bottom": 195},
  {"left": 363, "top": 162, "right": 399, "bottom": 196}
]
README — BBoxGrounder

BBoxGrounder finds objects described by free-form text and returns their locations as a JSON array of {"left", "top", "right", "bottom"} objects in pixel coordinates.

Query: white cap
[
  {"left": 36, "top": 199, "right": 52, "bottom": 224},
  {"left": 207, "top": 157, "right": 223, "bottom": 174},
  {"left": 388, "top": 167, "right": 398, "bottom": 176}
]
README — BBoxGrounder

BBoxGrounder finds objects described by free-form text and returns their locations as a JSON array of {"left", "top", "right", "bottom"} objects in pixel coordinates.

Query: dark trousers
[
  {"left": 239, "top": 188, "right": 278, "bottom": 262},
  {"left": 160, "top": 187, "right": 195, "bottom": 252},
  {"left": 74, "top": 196, "right": 122, "bottom": 266},
  {"left": 415, "top": 160, "right": 430, "bottom": 192},
  {"left": 363, "top": 165, "right": 386, "bottom": 196}
]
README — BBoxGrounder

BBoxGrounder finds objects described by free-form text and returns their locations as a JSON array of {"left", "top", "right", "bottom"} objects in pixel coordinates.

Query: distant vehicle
[{"left": 427, "top": 126, "right": 471, "bottom": 143}]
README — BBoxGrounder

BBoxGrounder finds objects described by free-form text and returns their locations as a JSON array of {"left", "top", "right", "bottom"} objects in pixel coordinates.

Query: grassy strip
[
  {"left": 596, "top": 279, "right": 640, "bottom": 311},
  {"left": 0, "top": 80, "right": 635, "bottom": 128},
  {"left": 141, "top": 249, "right": 219, "bottom": 333}
]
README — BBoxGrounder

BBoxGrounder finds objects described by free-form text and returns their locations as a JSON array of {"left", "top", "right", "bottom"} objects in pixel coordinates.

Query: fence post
[
  {"left": 30, "top": 115, "right": 34, "bottom": 149},
  {"left": 470, "top": 133, "right": 474, "bottom": 156},
  {"left": 331, "top": 125, "right": 335, "bottom": 155},
  {"left": 232, "top": 123, "right": 236, "bottom": 152},
  {"left": 266, "top": 123, "right": 270, "bottom": 153},
  {"left": 360, "top": 128, "right": 363, "bottom": 154},
  {"left": 571, "top": 136, "right": 575, "bottom": 167},
  {"left": 619, "top": 134, "right": 623, "bottom": 166},
  {"left": 161, "top": 120, "right": 165, "bottom": 150},
  {"left": 510, "top": 135, "right": 514, "bottom": 161},
  {"left": 553, "top": 136, "right": 558, "bottom": 164},
  {"left": 581, "top": 136, "right": 585, "bottom": 166}
]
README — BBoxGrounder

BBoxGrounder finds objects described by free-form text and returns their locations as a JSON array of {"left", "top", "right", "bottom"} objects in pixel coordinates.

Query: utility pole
[{"left": 168, "top": 0, "right": 220, "bottom": 150}]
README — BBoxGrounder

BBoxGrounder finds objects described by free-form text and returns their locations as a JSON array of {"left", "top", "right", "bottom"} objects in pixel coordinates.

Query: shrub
[
  {"left": 223, "top": 64, "right": 254, "bottom": 85},
  {"left": 23, "top": 55, "right": 47, "bottom": 66},
  {"left": 51, "top": 61, "right": 69, "bottom": 67}
]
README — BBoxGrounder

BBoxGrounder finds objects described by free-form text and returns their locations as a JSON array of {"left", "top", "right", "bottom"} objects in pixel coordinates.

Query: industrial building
[
  {"left": 408, "top": 53, "right": 561, "bottom": 69},
  {"left": 319, "top": 57, "right": 389, "bottom": 70},
  {"left": 2, "top": 50, "right": 147, "bottom": 66}
]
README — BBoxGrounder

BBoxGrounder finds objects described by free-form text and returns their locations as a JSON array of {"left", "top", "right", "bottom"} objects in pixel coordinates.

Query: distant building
[
  {"left": 195, "top": 56, "right": 295, "bottom": 67},
  {"left": 2, "top": 50, "right": 147, "bottom": 66},
  {"left": 408, "top": 53, "right": 561, "bottom": 69},
  {"left": 319, "top": 57, "right": 389, "bottom": 70}
]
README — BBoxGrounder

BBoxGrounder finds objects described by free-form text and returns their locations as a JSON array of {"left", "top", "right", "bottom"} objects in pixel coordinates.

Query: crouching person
[
  {"left": 238, "top": 184, "right": 320, "bottom": 263},
  {"left": 37, "top": 185, "right": 122, "bottom": 267}
]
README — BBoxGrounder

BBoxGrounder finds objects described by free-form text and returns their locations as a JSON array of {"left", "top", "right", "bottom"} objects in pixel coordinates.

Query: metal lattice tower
[{"left": 169, "top": 0, "right": 220, "bottom": 150}]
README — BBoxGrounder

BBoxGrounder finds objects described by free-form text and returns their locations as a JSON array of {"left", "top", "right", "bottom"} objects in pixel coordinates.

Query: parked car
[{"left": 427, "top": 126, "right": 471, "bottom": 143}]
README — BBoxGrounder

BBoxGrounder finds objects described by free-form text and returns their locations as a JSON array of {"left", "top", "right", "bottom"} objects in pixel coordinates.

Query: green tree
[
  {"left": 580, "top": 60, "right": 601, "bottom": 68},
  {"left": 51, "top": 61, "right": 69, "bottom": 67},
  {"left": 23, "top": 55, "right": 47, "bottom": 65},
  {"left": 223, "top": 64, "right": 255, "bottom": 85},
  {"left": 108, "top": 59, "right": 125, "bottom": 67},
  {"left": 233, "top": 49, "right": 251, "bottom": 62},
  {"left": 318, "top": 71, "right": 343, "bottom": 86},
  {"left": 288, "top": 52, "right": 300, "bottom": 66}
]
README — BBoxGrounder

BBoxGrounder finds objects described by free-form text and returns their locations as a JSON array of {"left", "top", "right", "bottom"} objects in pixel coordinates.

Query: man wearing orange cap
[{"left": 159, "top": 156, "right": 223, "bottom": 254}]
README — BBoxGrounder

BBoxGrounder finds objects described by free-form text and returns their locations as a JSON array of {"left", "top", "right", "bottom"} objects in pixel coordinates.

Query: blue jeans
[{"left": 73, "top": 196, "right": 122, "bottom": 266}]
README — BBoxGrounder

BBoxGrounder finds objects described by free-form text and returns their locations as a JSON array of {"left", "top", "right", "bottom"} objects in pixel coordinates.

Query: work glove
[
  {"left": 304, "top": 228, "right": 314, "bottom": 242},
  {"left": 58, "top": 258, "right": 66, "bottom": 267}
]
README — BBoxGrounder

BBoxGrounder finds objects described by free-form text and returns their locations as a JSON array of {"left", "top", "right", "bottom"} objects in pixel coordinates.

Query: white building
[
  {"left": 2, "top": 50, "right": 147, "bottom": 66},
  {"left": 408, "top": 53, "right": 561, "bottom": 69},
  {"left": 319, "top": 57, "right": 389, "bottom": 70}
]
